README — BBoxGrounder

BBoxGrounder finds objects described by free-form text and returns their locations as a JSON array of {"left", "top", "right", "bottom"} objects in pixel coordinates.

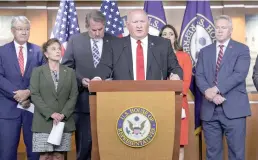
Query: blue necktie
[{"left": 92, "top": 40, "right": 100, "bottom": 68}]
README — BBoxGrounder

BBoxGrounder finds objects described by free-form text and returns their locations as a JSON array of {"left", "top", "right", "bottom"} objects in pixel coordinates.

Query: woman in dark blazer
[{"left": 30, "top": 38, "right": 78, "bottom": 160}]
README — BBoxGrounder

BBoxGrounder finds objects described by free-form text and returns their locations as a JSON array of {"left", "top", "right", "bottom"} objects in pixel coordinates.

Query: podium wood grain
[
  {"left": 89, "top": 81, "right": 183, "bottom": 160},
  {"left": 97, "top": 92, "right": 175, "bottom": 160}
]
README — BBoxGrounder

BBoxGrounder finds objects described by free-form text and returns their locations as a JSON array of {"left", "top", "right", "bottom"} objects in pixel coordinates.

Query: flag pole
[{"left": 199, "top": 132, "right": 202, "bottom": 160}]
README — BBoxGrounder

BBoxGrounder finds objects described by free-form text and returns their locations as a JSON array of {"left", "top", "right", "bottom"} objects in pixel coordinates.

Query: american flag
[
  {"left": 50, "top": 0, "right": 80, "bottom": 56},
  {"left": 100, "top": 0, "right": 124, "bottom": 37}
]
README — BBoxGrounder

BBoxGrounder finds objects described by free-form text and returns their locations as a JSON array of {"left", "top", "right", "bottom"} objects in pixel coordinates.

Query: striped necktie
[
  {"left": 18, "top": 46, "right": 24, "bottom": 76},
  {"left": 92, "top": 40, "right": 100, "bottom": 68},
  {"left": 214, "top": 45, "right": 224, "bottom": 85}
]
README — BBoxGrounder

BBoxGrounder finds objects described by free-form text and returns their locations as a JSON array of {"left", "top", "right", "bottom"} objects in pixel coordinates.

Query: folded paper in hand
[
  {"left": 47, "top": 122, "right": 65, "bottom": 145},
  {"left": 17, "top": 103, "right": 34, "bottom": 113},
  {"left": 181, "top": 108, "right": 186, "bottom": 119}
]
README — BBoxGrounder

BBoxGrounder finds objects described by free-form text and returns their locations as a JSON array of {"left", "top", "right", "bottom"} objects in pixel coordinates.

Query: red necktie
[
  {"left": 136, "top": 40, "right": 145, "bottom": 80},
  {"left": 18, "top": 46, "right": 24, "bottom": 76},
  {"left": 214, "top": 45, "right": 224, "bottom": 85}
]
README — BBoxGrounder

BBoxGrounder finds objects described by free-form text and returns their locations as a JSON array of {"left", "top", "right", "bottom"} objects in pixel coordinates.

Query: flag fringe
[{"left": 194, "top": 126, "right": 202, "bottom": 135}]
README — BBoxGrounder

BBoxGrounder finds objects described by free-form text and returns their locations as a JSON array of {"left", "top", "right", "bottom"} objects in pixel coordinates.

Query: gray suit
[
  {"left": 196, "top": 39, "right": 251, "bottom": 160},
  {"left": 97, "top": 35, "right": 183, "bottom": 80},
  {"left": 61, "top": 32, "right": 115, "bottom": 160}
]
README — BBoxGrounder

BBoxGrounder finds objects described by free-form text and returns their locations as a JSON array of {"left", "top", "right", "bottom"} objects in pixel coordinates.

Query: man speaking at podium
[{"left": 95, "top": 9, "right": 183, "bottom": 81}]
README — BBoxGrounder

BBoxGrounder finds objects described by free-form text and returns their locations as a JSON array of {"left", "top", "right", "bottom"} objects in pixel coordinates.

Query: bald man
[{"left": 96, "top": 9, "right": 183, "bottom": 80}]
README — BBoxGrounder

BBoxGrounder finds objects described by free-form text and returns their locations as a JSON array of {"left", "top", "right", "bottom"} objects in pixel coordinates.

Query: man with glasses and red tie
[
  {"left": 196, "top": 15, "right": 250, "bottom": 160},
  {"left": 95, "top": 9, "right": 183, "bottom": 81},
  {"left": 0, "top": 16, "right": 44, "bottom": 160}
]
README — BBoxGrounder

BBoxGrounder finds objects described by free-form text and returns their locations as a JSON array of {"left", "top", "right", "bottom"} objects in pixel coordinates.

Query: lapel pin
[
  {"left": 151, "top": 42, "right": 154, "bottom": 46},
  {"left": 64, "top": 69, "right": 67, "bottom": 72},
  {"left": 106, "top": 39, "right": 109, "bottom": 43},
  {"left": 29, "top": 49, "right": 32, "bottom": 52},
  {"left": 229, "top": 45, "right": 232, "bottom": 49}
]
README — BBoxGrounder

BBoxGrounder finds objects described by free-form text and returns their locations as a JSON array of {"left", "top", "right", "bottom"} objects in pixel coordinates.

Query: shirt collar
[
  {"left": 13, "top": 40, "right": 27, "bottom": 51},
  {"left": 216, "top": 38, "right": 230, "bottom": 49},
  {"left": 130, "top": 36, "right": 148, "bottom": 46},
  {"left": 91, "top": 38, "right": 103, "bottom": 42}
]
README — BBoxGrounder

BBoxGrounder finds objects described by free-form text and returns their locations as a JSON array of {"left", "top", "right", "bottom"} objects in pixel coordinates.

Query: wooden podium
[{"left": 89, "top": 80, "right": 183, "bottom": 160}]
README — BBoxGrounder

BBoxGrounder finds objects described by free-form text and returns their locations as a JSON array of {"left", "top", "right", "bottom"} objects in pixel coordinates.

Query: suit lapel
[
  {"left": 102, "top": 34, "right": 110, "bottom": 59},
  {"left": 42, "top": 65, "right": 57, "bottom": 98},
  {"left": 84, "top": 33, "right": 95, "bottom": 67},
  {"left": 211, "top": 43, "right": 217, "bottom": 78},
  {"left": 146, "top": 35, "right": 154, "bottom": 80},
  {"left": 24, "top": 43, "right": 33, "bottom": 77},
  {"left": 219, "top": 39, "right": 234, "bottom": 68},
  {"left": 10, "top": 42, "right": 21, "bottom": 74},
  {"left": 124, "top": 36, "right": 134, "bottom": 79},
  {"left": 57, "top": 65, "right": 67, "bottom": 94}
]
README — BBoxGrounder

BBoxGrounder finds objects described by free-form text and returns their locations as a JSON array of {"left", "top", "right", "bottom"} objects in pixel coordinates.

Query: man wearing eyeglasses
[{"left": 0, "top": 16, "right": 45, "bottom": 160}]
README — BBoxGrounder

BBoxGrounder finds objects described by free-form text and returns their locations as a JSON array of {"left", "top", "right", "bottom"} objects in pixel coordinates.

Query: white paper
[
  {"left": 47, "top": 122, "right": 65, "bottom": 145},
  {"left": 17, "top": 103, "right": 34, "bottom": 113},
  {"left": 181, "top": 108, "right": 186, "bottom": 119}
]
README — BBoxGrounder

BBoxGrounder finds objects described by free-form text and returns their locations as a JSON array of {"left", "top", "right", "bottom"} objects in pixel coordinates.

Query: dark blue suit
[
  {"left": 0, "top": 41, "right": 44, "bottom": 160},
  {"left": 196, "top": 39, "right": 251, "bottom": 160}
]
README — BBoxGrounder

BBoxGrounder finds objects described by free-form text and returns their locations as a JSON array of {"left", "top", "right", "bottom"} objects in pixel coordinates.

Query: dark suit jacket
[
  {"left": 30, "top": 64, "right": 78, "bottom": 133},
  {"left": 196, "top": 39, "right": 251, "bottom": 121},
  {"left": 0, "top": 41, "right": 45, "bottom": 119},
  {"left": 61, "top": 32, "right": 115, "bottom": 113},
  {"left": 252, "top": 55, "right": 258, "bottom": 91},
  {"left": 96, "top": 35, "right": 183, "bottom": 80}
]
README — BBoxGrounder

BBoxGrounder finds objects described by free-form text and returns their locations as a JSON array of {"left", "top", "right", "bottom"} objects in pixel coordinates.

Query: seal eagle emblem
[
  {"left": 117, "top": 107, "right": 157, "bottom": 148},
  {"left": 180, "top": 13, "right": 216, "bottom": 66}
]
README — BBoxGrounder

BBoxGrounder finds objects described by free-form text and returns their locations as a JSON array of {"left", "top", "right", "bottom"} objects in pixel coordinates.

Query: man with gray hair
[
  {"left": 0, "top": 16, "right": 45, "bottom": 160},
  {"left": 62, "top": 10, "right": 116, "bottom": 160},
  {"left": 196, "top": 15, "right": 250, "bottom": 160}
]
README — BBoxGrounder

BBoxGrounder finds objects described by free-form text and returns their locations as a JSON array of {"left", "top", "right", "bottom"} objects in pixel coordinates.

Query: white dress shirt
[
  {"left": 90, "top": 38, "right": 103, "bottom": 57},
  {"left": 14, "top": 40, "right": 27, "bottom": 70},
  {"left": 130, "top": 36, "right": 148, "bottom": 80},
  {"left": 216, "top": 38, "right": 230, "bottom": 63},
  {"left": 214, "top": 38, "right": 230, "bottom": 93}
]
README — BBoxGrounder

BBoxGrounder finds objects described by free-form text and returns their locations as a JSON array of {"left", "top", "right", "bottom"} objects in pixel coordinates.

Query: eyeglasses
[{"left": 13, "top": 28, "right": 30, "bottom": 32}]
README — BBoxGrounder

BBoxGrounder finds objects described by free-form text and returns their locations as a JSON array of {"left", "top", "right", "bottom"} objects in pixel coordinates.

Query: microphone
[
  {"left": 150, "top": 42, "right": 164, "bottom": 80},
  {"left": 106, "top": 43, "right": 127, "bottom": 80}
]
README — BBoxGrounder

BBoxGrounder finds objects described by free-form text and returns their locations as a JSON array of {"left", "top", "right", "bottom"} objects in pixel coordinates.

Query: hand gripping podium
[{"left": 88, "top": 80, "right": 183, "bottom": 160}]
